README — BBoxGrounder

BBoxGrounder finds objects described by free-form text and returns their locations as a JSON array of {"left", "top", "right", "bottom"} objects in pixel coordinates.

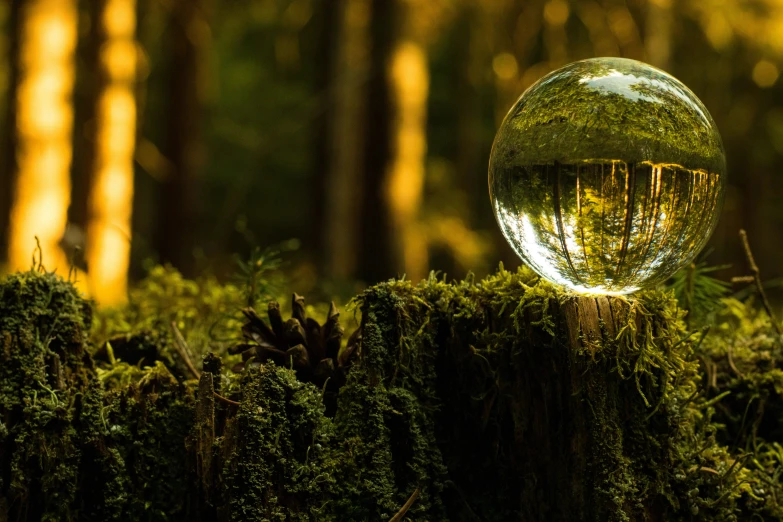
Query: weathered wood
[
  {"left": 596, "top": 296, "right": 615, "bottom": 338},
  {"left": 3, "top": 269, "right": 778, "bottom": 521},
  {"left": 195, "top": 372, "right": 215, "bottom": 506}
]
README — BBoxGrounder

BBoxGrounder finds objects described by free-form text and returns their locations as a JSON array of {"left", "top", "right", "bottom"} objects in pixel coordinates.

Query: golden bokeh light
[
  {"left": 8, "top": 0, "right": 77, "bottom": 275},
  {"left": 85, "top": 0, "right": 137, "bottom": 304},
  {"left": 492, "top": 52, "right": 519, "bottom": 81},
  {"left": 386, "top": 41, "right": 429, "bottom": 281},
  {"left": 544, "top": 0, "right": 570, "bottom": 26},
  {"left": 752, "top": 60, "right": 779, "bottom": 88}
]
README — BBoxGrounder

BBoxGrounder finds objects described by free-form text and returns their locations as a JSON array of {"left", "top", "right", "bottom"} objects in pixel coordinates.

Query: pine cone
[{"left": 229, "top": 294, "right": 358, "bottom": 395}]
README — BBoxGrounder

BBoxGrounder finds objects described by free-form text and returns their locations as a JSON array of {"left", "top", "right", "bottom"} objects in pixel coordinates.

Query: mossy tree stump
[
  {"left": 1, "top": 268, "right": 780, "bottom": 521},
  {"left": 351, "top": 277, "right": 693, "bottom": 522}
]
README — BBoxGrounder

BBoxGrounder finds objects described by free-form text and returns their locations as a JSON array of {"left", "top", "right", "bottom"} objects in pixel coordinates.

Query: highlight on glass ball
[{"left": 489, "top": 57, "right": 726, "bottom": 295}]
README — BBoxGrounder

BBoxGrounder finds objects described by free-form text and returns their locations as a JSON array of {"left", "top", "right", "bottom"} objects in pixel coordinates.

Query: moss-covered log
[{"left": 1, "top": 267, "right": 782, "bottom": 521}]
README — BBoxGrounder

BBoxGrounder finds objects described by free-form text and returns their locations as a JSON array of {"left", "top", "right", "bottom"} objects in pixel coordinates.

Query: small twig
[
  {"left": 389, "top": 487, "right": 420, "bottom": 522},
  {"left": 720, "top": 453, "right": 749, "bottom": 490},
  {"left": 67, "top": 245, "right": 82, "bottom": 284},
  {"left": 739, "top": 229, "right": 782, "bottom": 335},
  {"left": 726, "top": 345, "right": 744, "bottom": 379},
  {"left": 213, "top": 391, "right": 240, "bottom": 406},
  {"left": 170, "top": 322, "right": 201, "bottom": 379}
]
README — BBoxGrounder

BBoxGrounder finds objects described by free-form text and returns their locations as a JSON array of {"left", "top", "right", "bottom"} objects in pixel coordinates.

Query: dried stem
[
  {"left": 172, "top": 324, "right": 238, "bottom": 407},
  {"left": 738, "top": 230, "right": 782, "bottom": 335},
  {"left": 170, "top": 321, "right": 202, "bottom": 379},
  {"left": 726, "top": 345, "right": 744, "bottom": 379},
  {"left": 213, "top": 391, "right": 240, "bottom": 406},
  {"left": 389, "top": 487, "right": 420, "bottom": 522}
]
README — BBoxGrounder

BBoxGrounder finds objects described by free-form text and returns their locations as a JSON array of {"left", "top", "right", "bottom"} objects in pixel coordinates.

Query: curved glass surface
[{"left": 489, "top": 57, "right": 726, "bottom": 294}]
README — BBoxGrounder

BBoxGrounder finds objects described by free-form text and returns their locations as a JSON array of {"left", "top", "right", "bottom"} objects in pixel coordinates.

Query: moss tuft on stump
[{"left": 1, "top": 266, "right": 782, "bottom": 521}]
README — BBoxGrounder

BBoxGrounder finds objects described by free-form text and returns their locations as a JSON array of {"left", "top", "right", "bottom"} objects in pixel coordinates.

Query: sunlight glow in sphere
[{"left": 489, "top": 57, "right": 726, "bottom": 295}]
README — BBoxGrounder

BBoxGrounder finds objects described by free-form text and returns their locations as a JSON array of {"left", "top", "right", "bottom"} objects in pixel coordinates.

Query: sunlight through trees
[
  {"left": 8, "top": 0, "right": 77, "bottom": 275},
  {"left": 85, "top": 0, "right": 137, "bottom": 304}
]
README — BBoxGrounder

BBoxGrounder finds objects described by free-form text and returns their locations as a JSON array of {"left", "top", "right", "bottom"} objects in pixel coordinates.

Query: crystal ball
[{"left": 489, "top": 57, "right": 726, "bottom": 295}]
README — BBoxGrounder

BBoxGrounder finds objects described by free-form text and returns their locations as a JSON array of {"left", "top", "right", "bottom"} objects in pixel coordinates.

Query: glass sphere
[{"left": 489, "top": 57, "right": 726, "bottom": 295}]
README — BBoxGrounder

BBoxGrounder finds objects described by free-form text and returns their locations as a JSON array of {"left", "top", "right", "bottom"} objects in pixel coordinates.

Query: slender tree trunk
[
  {"left": 68, "top": 0, "right": 102, "bottom": 277},
  {"left": 645, "top": 0, "right": 672, "bottom": 69},
  {"left": 321, "top": 0, "right": 370, "bottom": 280},
  {"left": 357, "top": 0, "right": 399, "bottom": 283},
  {"left": 69, "top": 2, "right": 100, "bottom": 233},
  {"left": 358, "top": 0, "right": 430, "bottom": 284},
  {"left": 0, "top": 0, "right": 21, "bottom": 263},
  {"left": 311, "top": 0, "right": 340, "bottom": 273},
  {"left": 385, "top": 37, "right": 429, "bottom": 282},
  {"left": 83, "top": 0, "right": 138, "bottom": 304},
  {"left": 156, "top": 0, "right": 208, "bottom": 274},
  {"left": 7, "top": 0, "right": 78, "bottom": 273},
  {"left": 454, "top": 6, "right": 483, "bottom": 224}
]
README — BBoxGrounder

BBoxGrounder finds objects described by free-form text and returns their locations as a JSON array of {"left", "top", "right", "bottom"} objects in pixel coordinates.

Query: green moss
[
  {"left": 91, "top": 265, "right": 247, "bottom": 378},
  {"left": 4, "top": 265, "right": 783, "bottom": 521},
  {"left": 0, "top": 270, "right": 195, "bottom": 522},
  {"left": 223, "top": 364, "right": 336, "bottom": 521},
  {"left": 0, "top": 270, "right": 93, "bottom": 521},
  {"left": 79, "top": 362, "right": 194, "bottom": 521},
  {"left": 348, "top": 265, "right": 782, "bottom": 520}
]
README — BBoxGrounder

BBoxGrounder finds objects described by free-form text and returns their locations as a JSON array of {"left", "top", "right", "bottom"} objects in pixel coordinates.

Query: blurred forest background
[{"left": 0, "top": 0, "right": 782, "bottom": 305}]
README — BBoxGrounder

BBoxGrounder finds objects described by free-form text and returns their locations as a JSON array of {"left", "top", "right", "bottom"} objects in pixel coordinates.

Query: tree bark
[
  {"left": 357, "top": 0, "right": 431, "bottom": 284},
  {"left": 357, "top": 0, "right": 399, "bottom": 284},
  {"left": 1, "top": 267, "right": 780, "bottom": 521},
  {"left": 320, "top": 0, "right": 370, "bottom": 280},
  {"left": 0, "top": 0, "right": 20, "bottom": 263},
  {"left": 156, "top": 0, "right": 208, "bottom": 274},
  {"left": 69, "top": 0, "right": 102, "bottom": 249},
  {"left": 6, "top": 0, "right": 78, "bottom": 274}
]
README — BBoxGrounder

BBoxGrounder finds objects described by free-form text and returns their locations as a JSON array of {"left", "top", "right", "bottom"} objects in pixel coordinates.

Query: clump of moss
[
  {"left": 90, "top": 264, "right": 339, "bottom": 384},
  {"left": 687, "top": 295, "right": 783, "bottom": 520},
  {"left": 4, "top": 263, "right": 783, "bottom": 522},
  {"left": 221, "top": 364, "right": 336, "bottom": 521},
  {"left": 0, "top": 269, "right": 93, "bottom": 521},
  {"left": 91, "top": 265, "right": 248, "bottom": 380},
  {"left": 76, "top": 362, "right": 194, "bottom": 521},
  {"left": 0, "top": 270, "right": 195, "bottom": 522},
  {"left": 347, "top": 266, "right": 783, "bottom": 521}
]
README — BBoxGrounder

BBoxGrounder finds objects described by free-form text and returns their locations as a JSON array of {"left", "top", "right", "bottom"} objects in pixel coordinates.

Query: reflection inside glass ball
[
  {"left": 493, "top": 160, "right": 722, "bottom": 294},
  {"left": 489, "top": 58, "right": 726, "bottom": 294}
]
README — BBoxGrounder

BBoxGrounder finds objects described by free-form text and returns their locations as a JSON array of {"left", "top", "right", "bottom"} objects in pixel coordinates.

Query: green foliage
[
  {"left": 77, "top": 363, "right": 194, "bottom": 521},
  {"left": 5, "top": 264, "right": 783, "bottom": 521},
  {"left": 231, "top": 242, "right": 290, "bottom": 308},
  {"left": 91, "top": 265, "right": 247, "bottom": 380},
  {"left": 0, "top": 269, "right": 92, "bottom": 521},
  {"left": 223, "top": 364, "right": 336, "bottom": 521},
  {"left": 0, "top": 270, "right": 195, "bottom": 522},
  {"left": 670, "top": 260, "right": 731, "bottom": 325}
]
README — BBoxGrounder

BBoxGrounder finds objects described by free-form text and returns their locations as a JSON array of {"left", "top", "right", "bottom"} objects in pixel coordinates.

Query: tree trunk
[
  {"left": 0, "top": 0, "right": 20, "bottom": 263},
  {"left": 310, "top": 0, "right": 341, "bottom": 274},
  {"left": 155, "top": 0, "right": 208, "bottom": 274},
  {"left": 82, "top": 0, "right": 138, "bottom": 305},
  {"left": 6, "top": 0, "right": 78, "bottom": 274},
  {"left": 357, "top": 0, "right": 399, "bottom": 284},
  {"left": 321, "top": 0, "right": 370, "bottom": 280},
  {"left": 357, "top": 0, "right": 431, "bottom": 284},
  {"left": 69, "top": 0, "right": 102, "bottom": 254},
  {"left": 3, "top": 266, "right": 779, "bottom": 521},
  {"left": 645, "top": 0, "right": 672, "bottom": 69}
]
